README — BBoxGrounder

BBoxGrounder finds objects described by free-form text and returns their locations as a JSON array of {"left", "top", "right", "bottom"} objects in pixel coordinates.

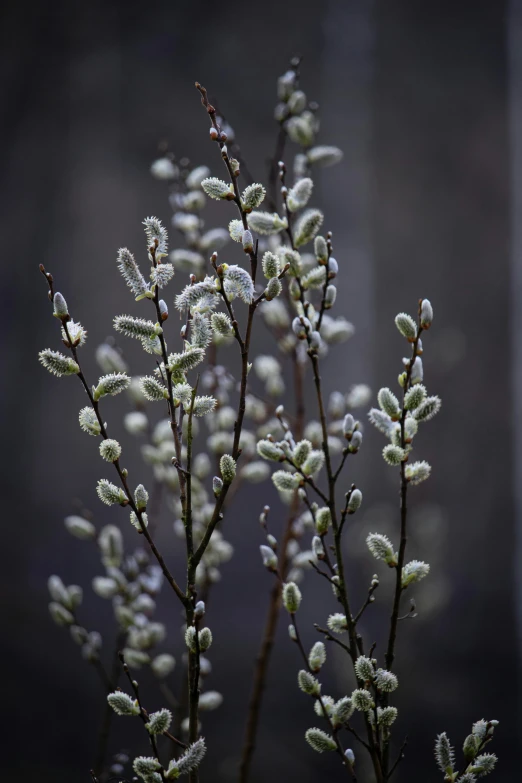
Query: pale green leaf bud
[
  {"left": 298, "top": 669, "right": 321, "bottom": 696},
  {"left": 308, "top": 642, "right": 326, "bottom": 672},
  {"left": 305, "top": 727, "right": 337, "bottom": 753},
  {"left": 282, "top": 581, "right": 302, "bottom": 613}
]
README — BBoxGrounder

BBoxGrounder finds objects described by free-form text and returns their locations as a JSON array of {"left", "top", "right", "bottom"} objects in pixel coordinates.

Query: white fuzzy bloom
[
  {"left": 198, "top": 690, "right": 224, "bottom": 711},
  {"left": 420, "top": 298, "right": 433, "bottom": 328},
  {"left": 308, "top": 641, "right": 326, "bottom": 671},
  {"left": 260, "top": 544, "right": 278, "bottom": 571},
  {"left": 298, "top": 669, "right": 321, "bottom": 696},
  {"left": 401, "top": 560, "right": 430, "bottom": 587},
  {"left": 117, "top": 248, "right": 149, "bottom": 299},
  {"left": 223, "top": 264, "right": 254, "bottom": 303},
  {"left": 39, "top": 349, "right": 79, "bottom": 377},
  {"left": 96, "top": 480, "right": 127, "bottom": 507},
  {"left": 201, "top": 176, "right": 233, "bottom": 200},
  {"left": 241, "top": 183, "right": 266, "bottom": 210},
  {"left": 351, "top": 688, "right": 374, "bottom": 711},
  {"left": 146, "top": 708, "right": 172, "bottom": 734},
  {"left": 151, "top": 653, "right": 176, "bottom": 679},
  {"left": 64, "top": 515, "right": 96, "bottom": 540},
  {"left": 124, "top": 411, "right": 148, "bottom": 435},
  {"left": 383, "top": 444, "right": 407, "bottom": 466},
  {"left": 305, "top": 728, "right": 337, "bottom": 753},
  {"left": 108, "top": 691, "right": 140, "bottom": 716},
  {"left": 374, "top": 669, "right": 398, "bottom": 692},
  {"left": 282, "top": 581, "right": 302, "bottom": 613},
  {"left": 405, "top": 460, "right": 431, "bottom": 485},
  {"left": 366, "top": 533, "right": 398, "bottom": 566},
  {"left": 327, "top": 613, "right": 347, "bottom": 633},
  {"left": 354, "top": 656, "right": 374, "bottom": 681},
  {"left": 395, "top": 312, "right": 417, "bottom": 340},
  {"left": 248, "top": 211, "right": 287, "bottom": 235},
  {"left": 143, "top": 216, "right": 168, "bottom": 254},
  {"left": 435, "top": 733, "right": 455, "bottom": 774},
  {"left": 287, "top": 177, "right": 313, "bottom": 212},
  {"left": 140, "top": 376, "right": 167, "bottom": 402},
  {"left": 413, "top": 396, "right": 441, "bottom": 422},
  {"left": 79, "top": 406, "right": 101, "bottom": 436},
  {"left": 93, "top": 373, "right": 131, "bottom": 400},
  {"left": 150, "top": 157, "right": 177, "bottom": 180},
  {"left": 167, "top": 738, "right": 206, "bottom": 778},
  {"left": 99, "top": 439, "right": 121, "bottom": 463}
]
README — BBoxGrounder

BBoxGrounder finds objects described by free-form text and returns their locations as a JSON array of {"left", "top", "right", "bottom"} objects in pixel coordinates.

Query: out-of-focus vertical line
[
  {"left": 508, "top": 0, "right": 522, "bottom": 661},
  {"left": 321, "top": 0, "right": 375, "bottom": 386}
]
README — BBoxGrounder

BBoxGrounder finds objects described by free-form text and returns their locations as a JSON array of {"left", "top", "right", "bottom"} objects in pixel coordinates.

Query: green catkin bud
[
  {"left": 94, "top": 373, "right": 131, "bottom": 400},
  {"left": 117, "top": 247, "right": 149, "bottom": 299},
  {"left": 354, "top": 656, "right": 374, "bottom": 682},
  {"left": 107, "top": 691, "right": 139, "bottom": 716},
  {"left": 378, "top": 706, "right": 398, "bottom": 728},
  {"left": 374, "top": 669, "right": 398, "bottom": 692},
  {"left": 272, "top": 470, "right": 300, "bottom": 492},
  {"left": 241, "top": 183, "right": 266, "bottom": 211},
  {"left": 265, "top": 276, "right": 282, "bottom": 301},
  {"left": 348, "top": 489, "right": 362, "bottom": 513},
  {"left": 314, "top": 235, "right": 328, "bottom": 263},
  {"left": 133, "top": 757, "right": 162, "bottom": 777},
  {"left": 287, "top": 177, "right": 313, "bottom": 212},
  {"left": 114, "top": 315, "right": 158, "bottom": 340},
  {"left": 395, "top": 312, "right": 417, "bottom": 340},
  {"left": 97, "top": 479, "right": 128, "bottom": 506},
  {"left": 305, "top": 728, "right": 337, "bottom": 753},
  {"left": 377, "top": 387, "right": 401, "bottom": 420},
  {"left": 327, "top": 613, "right": 348, "bottom": 633},
  {"left": 140, "top": 376, "right": 167, "bottom": 402},
  {"left": 257, "top": 440, "right": 285, "bottom": 461},
  {"left": 298, "top": 670, "right": 321, "bottom": 696},
  {"left": 199, "top": 627, "right": 213, "bottom": 652},
  {"left": 193, "top": 396, "right": 217, "bottom": 417},
  {"left": 351, "top": 689, "right": 374, "bottom": 711},
  {"left": 401, "top": 560, "right": 430, "bottom": 588},
  {"left": 366, "top": 533, "right": 398, "bottom": 566},
  {"left": 167, "top": 739, "right": 206, "bottom": 778},
  {"left": 435, "top": 733, "right": 455, "bottom": 775},
  {"left": 333, "top": 697, "right": 354, "bottom": 725},
  {"left": 39, "top": 349, "right": 80, "bottom": 377},
  {"left": 52, "top": 291, "right": 69, "bottom": 320},
  {"left": 293, "top": 439, "right": 312, "bottom": 467},
  {"left": 99, "top": 439, "right": 121, "bottom": 463},
  {"left": 382, "top": 444, "right": 407, "bottom": 466},
  {"left": 463, "top": 733, "right": 479, "bottom": 763},
  {"left": 201, "top": 177, "right": 233, "bottom": 200},
  {"left": 220, "top": 454, "right": 236, "bottom": 484},
  {"left": 64, "top": 515, "right": 96, "bottom": 540},
  {"left": 405, "top": 460, "right": 431, "bottom": 485},
  {"left": 282, "top": 582, "right": 302, "bottom": 613},
  {"left": 146, "top": 708, "right": 172, "bottom": 734},
  {"left": 308, "top": 642, "right": 326, "bottom": 672},
  {"left": 420, "top": 298, "right": 433, "bottom": 328},
  {"left": 315, "top": 507, "right": 331, "bottom": 535},
  {"left": 211, "top": 312, "right": 233, "bottom": 335},
  {"left": 471, "top": 753, "right": 497, "bottom": 776},
  {"left": 404, "top": 384, "right": 427, "bottom": 410},
  {"left": 79, "top": 407, "right": 101, "bottom": 436},
  {"left": 134, "top": 484, "right": 149, "bottom": 511},
  {"left": 413, "top": 396, "right": 442, "bottom": 422},
  {"left": 294, "top": 209, "right": 324, "bottom": 248},
  {"left": 262, "top": 251, "right": 280, "bottom": 279},
  {"left": 248, "top": 211, "right": 287, "bottom": 235},
  {"left": 302, "top": 449, "right": 325, "bottom": 476}
]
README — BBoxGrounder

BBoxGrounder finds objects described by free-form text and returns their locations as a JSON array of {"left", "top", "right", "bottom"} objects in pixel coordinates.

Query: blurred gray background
[{"left": 2, "top": 0, "right": 519, "bottom": 780}]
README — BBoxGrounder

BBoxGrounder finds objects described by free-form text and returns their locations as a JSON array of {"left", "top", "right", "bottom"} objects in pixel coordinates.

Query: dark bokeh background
[{"left": 2, "top": 0, "right": 519, "bottom": 780}]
